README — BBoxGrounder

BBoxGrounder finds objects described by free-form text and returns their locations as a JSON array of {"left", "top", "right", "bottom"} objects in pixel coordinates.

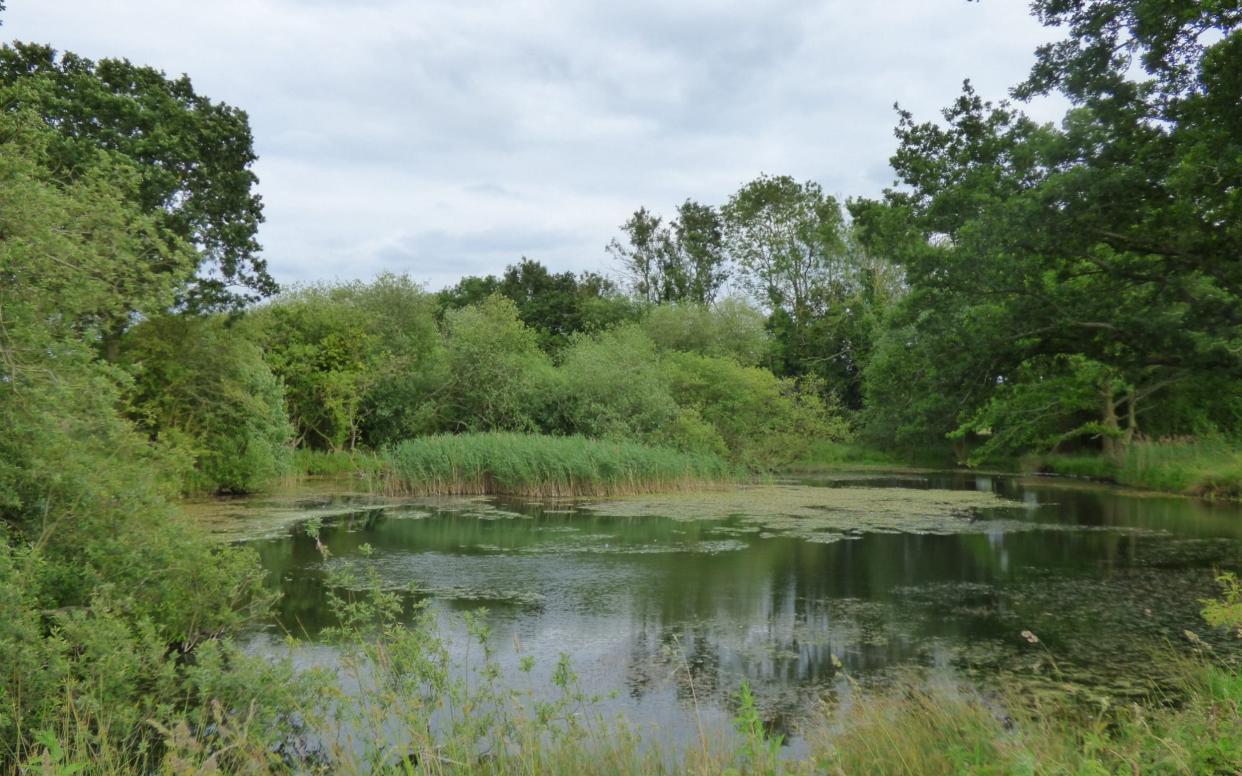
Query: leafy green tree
[
  {"left": 552, "top": 326, "right": 681, "bottom": 440},
  {"left": 662, "top": 352, "right": 848, "bottom": 467},
  {"left": 346, "top": 274, "right": 445, "bottom": 446},
  {"left": 856, "top": 2, "right": 1242, "bottom": 458},
  {"left": 670, "top": 200, "right": 730, "bottom": 304},
  {"left": 721, "top": 175, "right": 903, "bottom": 406},
  {"left": 608, "top": 207, "right": 668, "bottom": 303},
  {"left": 439, "top": 258, "right": 636, "bottom": 350},
  {"left": 122, "top": 316, "right": 292, "bottom": 493},
  {"left": 253, "top": 275, "right": 442, "bottom": 450},
  {"left": 0, "top": 109, "right": 287, "bottom": 763},
  {"left": 0, "top": 42, "right": 273, "bottom": 313},
  {"left": 437, "top": 273, "right": 503, "bottom": 311},
  {"left": 641, "top": 298, "right": 771, "bottom": 366},
  {"left": 608, "top": 201, "right": 729, "bottom": 304},
  {"left": 253, "top": 294, "right": 378, "bottom": 451},
  {"left": 496, "top": 259, "right": 634, "bottom": 347},
  {"left": 438, "top": 295, "right": 554, "bottom": 432},
  {"left": 0, "top": 98, "right": 197, "bottom": 352},
  {"left": 722, "top": 175, "right": 846, "bottom": 319}
]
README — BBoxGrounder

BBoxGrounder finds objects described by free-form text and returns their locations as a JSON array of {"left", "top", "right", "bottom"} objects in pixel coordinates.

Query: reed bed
[
  {"left": 380, "top": 432, "right": 742, "bottom": 497},
  {"left": 1030, "top": 438, "right": 1242, "bottom": 499}
]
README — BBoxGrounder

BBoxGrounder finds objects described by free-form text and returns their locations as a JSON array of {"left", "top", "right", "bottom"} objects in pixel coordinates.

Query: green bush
[
  {"left": 251, "top": 275, "right": 444, "bottom": 451},
  {"left": 662, "top": 352, "right": 849, "bottom": 467},
  {"left": 437, "top": 295, "right": 557, "bottom": 433},
  {"left": 123, "top": 315, "right": 293, "bottom": 494},
  {"left": 552, "top": 326, "right": 681, "bottom": 440}
]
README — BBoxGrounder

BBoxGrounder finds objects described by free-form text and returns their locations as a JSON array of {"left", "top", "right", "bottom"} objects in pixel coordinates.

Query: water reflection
[{"left": 226, "top": 473, "right": 1242, "bottom": 734}]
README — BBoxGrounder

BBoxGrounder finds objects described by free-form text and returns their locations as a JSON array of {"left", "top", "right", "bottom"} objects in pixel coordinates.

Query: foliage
[
  {"left": 788, "top": 441, "right": 904, "bottom": 469},
  {"left": 608, "top": 200, "right": 729, "bottom": 305},
  {"left": 854, "top": 2, "right": 1242, "bottom": 458},
  {"left": 1202, "top": 572, "right": 1242, "bottom": 637},
  {"left": 292, "top": 448, "right": 382, "bottom": 478},
  {"left": 641, "top": 298, "right": 771, "bottom": 367},
  {"left": 812, "top": 663, "right": 1242, "bottom": 775},
  {"left": 952, "top": 355, "right": 1119, "bottom": 464},
  {"left": 721, "top": 174, "right": 847, "bottom": 318},
  {"left": 0, "top": 108, "right": 289, "bottom": 769},
  {"left": 0, "top": 42, "right": 273, "bottom": 310},
  {"left": 1031, "top": 438, "right": 1242, "bottom": 498},
  {"left": 0, "top": 100, "right": 197, "bottom": 356},
  {"left": 437, "top": 295, "right": 556, "bottom": 432},
  {"left": 381, "top": 432, "right": 740, "bottom": 498},
  {"left": 122, "top": 315, "right": 293, "bottom": 494},
  {"left": 552, "top": 326, "right": 681, "bottom": 441},
  {"left": 439, "top": 258, "right": 638, "bottom": 351},
  {"left": 729, "top": 681, "right": 784, "bottom": 775},
  {"left": 252, "top": 274, "right": 442, "bottom": 450},
  {"left": 662, "top": 352, "right": 849, "bottom": 468}
]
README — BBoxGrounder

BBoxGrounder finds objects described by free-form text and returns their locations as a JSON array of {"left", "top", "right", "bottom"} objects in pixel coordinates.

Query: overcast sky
[{"left": 7, "top": 1, "right": 1064, "bottom": 290}]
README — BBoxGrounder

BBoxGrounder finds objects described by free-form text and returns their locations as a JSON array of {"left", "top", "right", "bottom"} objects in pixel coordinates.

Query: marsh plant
[{"left": 381, "top": 433, "right": 742, "bottom": 498}]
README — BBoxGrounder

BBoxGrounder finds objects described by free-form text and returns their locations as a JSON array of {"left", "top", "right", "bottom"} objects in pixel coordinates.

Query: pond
[{"left": 184, "top": 471, "right": 1242, "bottom": 748}]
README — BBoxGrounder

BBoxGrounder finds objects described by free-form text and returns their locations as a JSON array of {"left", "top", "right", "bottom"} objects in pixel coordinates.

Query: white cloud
[{"left": 5, "top": 0, "right": 1065, "bottom": 289}]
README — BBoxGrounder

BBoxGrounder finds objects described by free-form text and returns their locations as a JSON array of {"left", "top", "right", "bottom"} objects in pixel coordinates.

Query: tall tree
[
  {"left": 440, "top": 258, "right": 635, "bottom": 350},
  {"left": 608, "top": 201, "right": 729, "bottom": 305},
  {"left": 721, "top": 175, "right": 846, "bottom": 320},
  {"left": 0, "top": 42, "right": 273, "bottom": 312},
  {"left": 856, "top": 1, "right": 1242, "bottom": 458},
  {"left": 670, "top": 199, "right": 729, "bottom": 304},
  {"left": 608, "top": 207, "right": 672, "bottom": 303}
]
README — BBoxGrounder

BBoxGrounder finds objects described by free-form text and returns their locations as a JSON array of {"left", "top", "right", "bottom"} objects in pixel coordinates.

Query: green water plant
[{"left": 381, "top": 432, "right": 741, "bottom": 498}]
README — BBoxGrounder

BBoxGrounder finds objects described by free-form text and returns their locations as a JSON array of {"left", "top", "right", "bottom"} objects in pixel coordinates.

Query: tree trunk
[
  {"left": 1100, "top": 383, "right": 1121, "bottom": 458},
  {"left": 951, "top": 438, "right": 969, "bottom": 467},
  {"left": 1122, "top": 387, "right": 1138, "bottom": 447},
  {"left": 102, "top": 319, "right": 125, "bottom": 363}
]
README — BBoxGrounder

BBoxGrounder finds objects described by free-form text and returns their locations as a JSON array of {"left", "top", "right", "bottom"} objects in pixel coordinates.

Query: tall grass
[
  {"left": 1030, "top": 438, "right": 1242, "bottom": 498},
  {"left": 809, "top": 663, "right": 1242, "bottom": 775},
  {"left": 291, "top": 447, "right": 382, "bottom": 478},
  {"left": 380, "top": 432, "right": 742, "bottom": 498}
]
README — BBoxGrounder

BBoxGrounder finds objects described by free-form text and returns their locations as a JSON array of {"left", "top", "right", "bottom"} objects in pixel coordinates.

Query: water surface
[{"left": 188, "top": 472, "right": 1242, "bottom": 743}]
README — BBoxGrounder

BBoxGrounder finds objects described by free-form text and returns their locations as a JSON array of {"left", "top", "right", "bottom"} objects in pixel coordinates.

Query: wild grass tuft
[
  {"left": 810, "top": 663, "right": 1242, "bottom": 775},
  {"left": 1029, "top": 438, "right": 1242, "bottom": 498},
  {"left": 380, "top": 432, "right": 742, "bottom": 498}
]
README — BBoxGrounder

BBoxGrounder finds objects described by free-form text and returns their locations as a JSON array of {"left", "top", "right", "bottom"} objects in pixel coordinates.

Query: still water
[{"left": 188, "top": 472, "right": 1242, "bottom": 743}]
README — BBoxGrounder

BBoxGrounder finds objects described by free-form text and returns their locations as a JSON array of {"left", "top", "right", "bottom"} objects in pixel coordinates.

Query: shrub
[
  {"left": 123, "top": 315, "right": 293, "bottom": 494},
  {"left": 552, "top": 326, "right": 681, "bottom": 440},
  {"left": 662, "top": 352, "right": 849, "bottom": 467},
  {"left": 251, "top": 275, "right": 444, "bottom": 451},
  {"left": 437, "top": 296, "right": 557, "bottom": 433}
]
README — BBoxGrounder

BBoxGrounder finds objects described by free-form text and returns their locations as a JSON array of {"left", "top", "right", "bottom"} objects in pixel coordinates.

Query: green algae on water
[{"left": 581, "top": 485, "right": 1031, "bottom": 543}]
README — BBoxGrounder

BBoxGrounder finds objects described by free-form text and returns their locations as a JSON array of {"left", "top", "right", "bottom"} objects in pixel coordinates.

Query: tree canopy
[
  {"left": 853, "top": 0, "right": 1242, "bottom": 459},
  {"left": 0, "top": 42, "right": 273, "bottom": 312}
]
